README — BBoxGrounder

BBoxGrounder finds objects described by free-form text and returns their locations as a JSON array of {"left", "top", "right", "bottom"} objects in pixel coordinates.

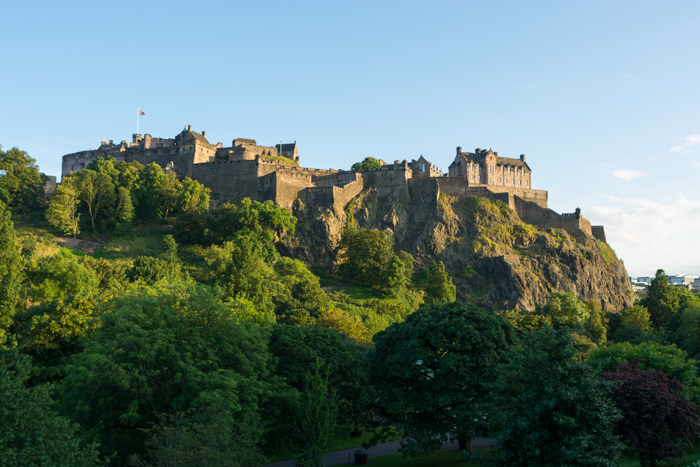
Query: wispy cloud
[
  {"left": 670, "top": 135, "right": 700, "bottom": 154},
  {"left": 612, "top": 169, "right": 646, "bottom": 181},
  {"left": 588, "top": 196, "right": 700, "bottom": 246},
  {"left": 587, "top": 196, "right": 700, "bottom": 276}
]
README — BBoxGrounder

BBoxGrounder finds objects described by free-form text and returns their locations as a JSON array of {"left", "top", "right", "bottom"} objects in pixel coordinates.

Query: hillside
[{"left": 283, "top": 189, "right": 634, "bottom": 312}]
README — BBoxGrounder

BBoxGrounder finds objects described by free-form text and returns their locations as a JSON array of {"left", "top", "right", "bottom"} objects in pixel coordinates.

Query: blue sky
[{"left": 1, "top": 1, "right": 699, "bottom": 277}]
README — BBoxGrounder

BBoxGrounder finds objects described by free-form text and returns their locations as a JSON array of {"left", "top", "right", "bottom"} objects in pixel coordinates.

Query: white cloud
[
  {"left": 612, "top": 169, "right": 646, "bottom": 181},
  {"left": 670, "top": 135, "right": 700, "bottom": 154},
  {"left": 587, "top": 196, "right": 700, "bottom": 275}
]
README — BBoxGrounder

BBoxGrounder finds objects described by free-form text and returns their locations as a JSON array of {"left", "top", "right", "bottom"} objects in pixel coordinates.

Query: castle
[{"left": 61, "top": 126, "right": 606, "bottom": 240}]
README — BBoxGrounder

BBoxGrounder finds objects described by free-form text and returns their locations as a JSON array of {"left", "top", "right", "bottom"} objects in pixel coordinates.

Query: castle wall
[
  {"left": 592, "top": 225, "right": 607, "bottom": 243},
  {"left": 512, "top": 196, "right": 592, "bottom": 236},
  {"left": 333, "top": 176, "right": 364, "bottom": 207},
  {"left": 354, "top": 165, "right": 412, "bottom": 202},
  {"left": 272, "top": 171, "right": 314, "bottom": 209},
  {"left": 190, "top": 160, "right": 260, "bottom": 202}
]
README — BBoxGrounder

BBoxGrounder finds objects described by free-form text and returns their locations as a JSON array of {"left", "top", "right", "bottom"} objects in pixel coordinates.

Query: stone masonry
[{"left": 60, "top": 129, "right": 606, "bottom": 240}]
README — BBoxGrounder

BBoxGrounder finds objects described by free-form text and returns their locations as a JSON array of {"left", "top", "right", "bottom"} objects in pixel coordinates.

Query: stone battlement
[{"left": 60, "top": 129, "right": 604, "bottom": 240}]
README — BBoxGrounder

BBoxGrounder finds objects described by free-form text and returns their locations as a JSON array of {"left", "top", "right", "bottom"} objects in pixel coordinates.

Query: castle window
[
  {"left": 512, "top": 179, "right": 515, "bottom": 184},
  {"left": 526, "top": 180, "right": 529, "bottom": 186},
  {"left": 498, "top": 178, "right": 501, "bottom": 183}
]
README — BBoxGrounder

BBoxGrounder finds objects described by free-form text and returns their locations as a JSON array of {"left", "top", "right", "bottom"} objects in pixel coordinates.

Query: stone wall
[
  {"left": 355, "top": 165, "right": 412, "bottom": 202},
  {"left": 190, "top": 159, "right": 260, "bottom": 202},
  {"left": 272, "top": 171, "right": 314, "bottom": 209},
  {"left": 592, "top": 225, "right": 607, "bottom": 243},
  {"left": 513, "top": 196, "right": 593, "bottom": 236}
]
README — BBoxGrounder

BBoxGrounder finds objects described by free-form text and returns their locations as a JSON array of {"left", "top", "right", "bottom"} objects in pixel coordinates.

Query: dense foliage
[
  {"left": 603, "top": 362, "right": 700, "bottom": 467},
  {"left": 2, "top": 144, "right": 694, "bottom": 466},
  {"left": 350, "top": 157, "right": 382, "bottom": 171},
  {"left": 368, "top": 302, "right": 515, "bottom": 457},
  {"left": 484, "top": 328, "right": 623, "bottom": 467}
]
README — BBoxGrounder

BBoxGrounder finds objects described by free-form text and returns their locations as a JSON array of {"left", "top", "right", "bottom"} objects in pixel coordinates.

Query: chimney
[
  {"left": 520, "top": 154, "right": 525, "bottom": 162},
  {"left": 109, "top": 140, "right": 113, "bottom": 145},
  {"left": 476, "top": 148, "right": 481, "bottom": 153},
  {"left": 456, "top": 146, "right": 462, "bottom": 155},
  {"left": 188, "top": 125, "right": 191, "bottom": 131},
  {"left": 202, "top": 131, "right": 206, "bottom": 137}
]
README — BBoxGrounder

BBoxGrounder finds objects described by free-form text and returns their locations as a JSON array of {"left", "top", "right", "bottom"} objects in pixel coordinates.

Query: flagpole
[{"left": 137, "top": 107, "right": 140, "bottom": 135}]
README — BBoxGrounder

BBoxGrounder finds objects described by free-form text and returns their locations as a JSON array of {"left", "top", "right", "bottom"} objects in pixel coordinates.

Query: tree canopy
[
  {"left": 350, "top": 157, "right": 382, "bottom": 171},
  {"left": 484, "top": 328, "right": 622, "bottom": 467},
  {"left": 603, "top": 362, "right": 700, "bottom": 467},
  {"left": 59, "top": 282, "right": 272, "bottom": 464},
  {"left": 368, "top": 301, "right": 515, "bottom": 456},
  {"left": 0, "top": 146, "right": 44, "bottom": 210}
]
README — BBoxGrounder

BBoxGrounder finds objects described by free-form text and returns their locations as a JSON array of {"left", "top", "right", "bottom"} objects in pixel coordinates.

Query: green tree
[
  {"left": 641, "top": 269, "right": 700, "bottom": 328},
  {"left": 337, "top": 226, "right": 393, "bottom": 288},
  {"left": 0, "top": 146, "right": 44, "bottom": 210},
  {"left": 23, "top": 248, "right": 99, "bottom": 305},
  {"left": 380, "top": 253, "right": 411, "bottom": 298},
  {"left": 135, "top": 162, "right": 166, "bottom": 221},
  {"left": 587, "top": 341, "right": 700, "bottom": 403},
  {"left": 128, "top": 255, "right": 184, "bottom": 285},
  {"left": 86, "top": 156, "right": 120, "bottom": 185},
  {"left": 47, "top": 175, "right": 81, "bottom": 238},
  {"left": 273, "top": 257, "right": 328, "bottom": 313},
  {"left": 538, "top": 291, "right": 591, "bottom": 328},
  {"left": 177, "top": 177, "right": 209, "bottom": 215},
  {"left": 0, "top": 201, "right": 22, "bottom": 347},
  {"left": 130, "top": 400, "right": 267, "bottom": 467},
  {"left": 158, "top": 172, "right": 181, "bottom": 219},
  {"left": 116, "top": 160, "right": 144, "bottom": 192},
  {"left": 12, "top": 294, "right": 100, "bottom": 384},
  {"left": 368, "top": 301, "right": 515, "bottom": 457},
  {"left": 0, "top": 350, "right": 105, "bottom": 466},
  {"left": 76, "top": 169, "right": 115, "bottom": 232},
  {"left": 292, "top": 361, "right": 340, "bottom": 467},
  {"left": 208, "top": 199, "right": 296, "bottom": 254},
  {"left": 114, "top": 186, "right": 134, "bottom": 225},
  {"left": 206, "top": 234, "right": 275, "bottom": 314},
  {"left": 413, "top": 261, "right": 456, "bottom": 305},
  {"left": 483, "top": 328, "right": 623, "bottom": 467},
  {"left": 268, "top": 325, "right": 370, "bottom": 449},
  {"left": 59, "top": 282, "right": 272, "bottom": 464},
  {"left": 351, "top": 157, "right": 382, "bottom": 171},
  {"left": 671, "top": 307, "right": 700, "bottom": 359}
]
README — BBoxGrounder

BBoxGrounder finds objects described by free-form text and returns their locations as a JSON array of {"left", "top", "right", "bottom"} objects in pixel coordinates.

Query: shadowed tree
[
  {"left": 368, "top": 301, "right": 515, "bottom": 458},
  {"left": 484, "top": 328, "right": 623, "bottom": 467},
  {"left": 0, "top": 201, "right": 22, "bottom": 347},
  {"left": 603, "top": 363, "right": 700, "bottom": 467}
]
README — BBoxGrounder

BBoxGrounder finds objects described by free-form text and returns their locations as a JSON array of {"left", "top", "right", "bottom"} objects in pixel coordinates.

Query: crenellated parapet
[{"left": 59, "top": 129, "right": 604, "bottom": 240}]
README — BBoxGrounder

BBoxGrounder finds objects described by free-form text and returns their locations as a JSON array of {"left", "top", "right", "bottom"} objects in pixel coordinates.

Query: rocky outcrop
[{"left": 281, "top": 188, "right": 634, "bottom": 312}]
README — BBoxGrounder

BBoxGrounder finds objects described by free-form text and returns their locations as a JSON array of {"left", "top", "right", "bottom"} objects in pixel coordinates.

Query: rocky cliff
[{"left": 281, "top": 188, "right": 634, "bottom": 312}]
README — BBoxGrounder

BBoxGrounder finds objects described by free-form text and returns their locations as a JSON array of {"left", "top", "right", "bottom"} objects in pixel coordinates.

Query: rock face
[{"left": 281, "top": 189, "right": 634, "bottom": 312}]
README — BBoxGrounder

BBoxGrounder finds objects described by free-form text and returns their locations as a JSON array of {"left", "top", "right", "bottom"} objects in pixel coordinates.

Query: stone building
[
  {"left": 60, "top": 129, "right": 606, "bottom": 241},
  {"left": 449, "top": 147, "right": 531, "bottom": 189}
]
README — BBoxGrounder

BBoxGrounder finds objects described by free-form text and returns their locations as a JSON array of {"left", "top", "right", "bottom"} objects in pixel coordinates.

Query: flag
[{"left": 138, "top": 110, "right": 145, "bottom": 115}]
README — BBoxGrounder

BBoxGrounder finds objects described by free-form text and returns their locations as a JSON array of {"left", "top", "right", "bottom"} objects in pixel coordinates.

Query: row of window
[
  {"left": 469, "top": 164, "right": 525, "bottom": 176},
  {"left": 469, "top": 173, "right": 529, "bottom": 186}
]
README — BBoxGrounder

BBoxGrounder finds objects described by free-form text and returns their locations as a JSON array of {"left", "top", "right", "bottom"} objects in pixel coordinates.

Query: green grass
[
  {"left": 368, "top": 449, "right": 483, "bottom": 467},
  {"left": 260, "top": 154, "right": 299, "bottom": 166},
  {"left": 266, "top": 432, "right": 374, "bottom": 462},
  {"left": 368, "top": 447, "right": 700, "bottom": 467},
  {"left": 94, "top": 224, "right": 172, "bottom": 261}
]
